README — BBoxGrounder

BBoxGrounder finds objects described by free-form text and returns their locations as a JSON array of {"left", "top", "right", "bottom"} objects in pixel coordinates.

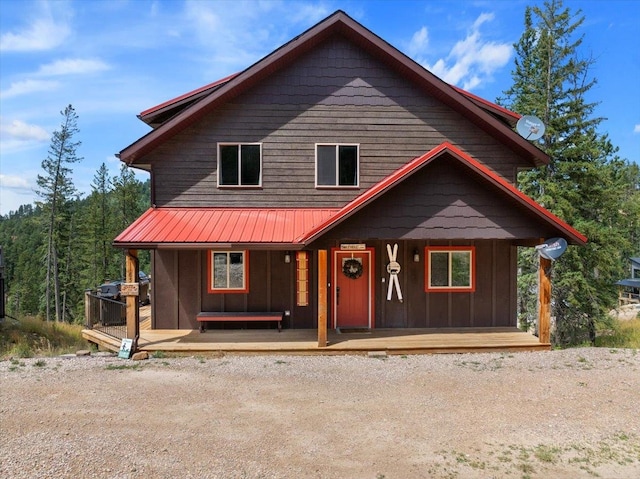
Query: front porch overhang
[{"left": 113, "top": 207, "right": 340, "bottom": 249}]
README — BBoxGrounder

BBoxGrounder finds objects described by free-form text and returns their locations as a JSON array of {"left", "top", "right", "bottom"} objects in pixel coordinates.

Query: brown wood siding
[
  {"left": 177, "top": 250, "right": 199, "bottom": 329},
  {"left": 365, "top": 239, "right": 516, "bottom": 329},
  {"left": 144, "top": 36, "right": 532, "bottom": 208},
  {"left": 152, "top": 240, "right": 515, "bottom": 330},
  {"left": 318, "top": 158, "right": 559, "bottom": 242},
  {"left": 196, "top": 250, "right": 315, "bottom": 330},
  {"left": 153, "top": 250, "right": 178, "bottom": 329}
]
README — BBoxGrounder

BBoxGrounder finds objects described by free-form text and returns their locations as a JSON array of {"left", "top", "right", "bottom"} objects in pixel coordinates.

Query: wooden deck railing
[{"left": 619, "top": 291, "right": 640, "bottom": 305}]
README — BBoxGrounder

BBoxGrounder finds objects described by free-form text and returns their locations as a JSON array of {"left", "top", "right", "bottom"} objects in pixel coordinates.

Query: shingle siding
[{"left": 147, "top": 36, "right": 530, "bottom": 208}]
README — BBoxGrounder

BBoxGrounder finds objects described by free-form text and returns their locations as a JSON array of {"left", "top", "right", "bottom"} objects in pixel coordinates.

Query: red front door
[{"left": 333, "top": 250, "right": 373, "bottom": 328}]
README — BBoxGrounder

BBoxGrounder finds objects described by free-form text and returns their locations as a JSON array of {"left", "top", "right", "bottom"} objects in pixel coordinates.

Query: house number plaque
[{"left": 340, "top": 243, "right": 366, "bottom": 250}]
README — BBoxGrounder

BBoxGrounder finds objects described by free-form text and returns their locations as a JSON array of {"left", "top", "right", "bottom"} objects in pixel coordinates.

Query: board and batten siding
[
  {"left": 366, "top": 239, "right": 517, "bottom": 329},
  {"left": 152, "top": 241, "right": 516, "bottom": 330},
  {"left": 152, "top": 249, "right": 317, "bottom": 330},
  {"left": 145, "top": 36, "right": 531, "bottom": 208}
]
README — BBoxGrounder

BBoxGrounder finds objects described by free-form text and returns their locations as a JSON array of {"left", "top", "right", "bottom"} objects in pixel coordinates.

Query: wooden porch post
[
  {"left": 539, "top": 256, "right": 552, "bottom": 344},
  {"left": 125, "top": 249, "right": 140, "bottom": 348},
  {"left": 318, "top": 249, "right": 328, "bottom": 347}
]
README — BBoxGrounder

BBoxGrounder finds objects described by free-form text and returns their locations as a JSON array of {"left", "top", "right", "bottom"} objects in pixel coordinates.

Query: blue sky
[{"left": 1, "top": 0, "right": 639, "bottom": 215}]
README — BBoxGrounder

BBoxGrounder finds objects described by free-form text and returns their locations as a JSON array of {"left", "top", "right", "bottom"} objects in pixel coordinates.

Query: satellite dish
[
  {"left": 535, "top": 237, "right": 568, "bottom": 261},
  {"left": 516, "top": 115, "right": 546, "bottom": 141}
]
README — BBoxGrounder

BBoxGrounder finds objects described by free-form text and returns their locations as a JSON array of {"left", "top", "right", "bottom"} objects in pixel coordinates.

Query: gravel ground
[{"left": 1, "top": 348, "right": 639, "bottom": 479}]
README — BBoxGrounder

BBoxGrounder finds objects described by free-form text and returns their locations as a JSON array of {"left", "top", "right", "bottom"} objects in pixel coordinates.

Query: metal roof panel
[{"left": 114, "top": 208, "right": 340, "bottom": 248}]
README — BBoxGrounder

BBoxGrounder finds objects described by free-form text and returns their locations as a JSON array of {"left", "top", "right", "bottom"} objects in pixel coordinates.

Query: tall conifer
[
  {"left": 501, "top": 0, "right": 640, "bottom": 344},
  {"left": 36, "top": 105, "right": 82, "bottom": 322}
]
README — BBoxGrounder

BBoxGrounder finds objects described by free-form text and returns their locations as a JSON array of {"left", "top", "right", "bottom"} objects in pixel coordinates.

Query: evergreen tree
[
  {"left": 88, "top": 163, "right": 114, "bottom": 285},
  {"left": 501, "top": 0, "right": 640, "bottom": 345},
  {"left": 36, "top": 105, "right": 82, "bottom": 322},
  {"left": 112, "top": 164, "right": 149, "bottom": 277}
]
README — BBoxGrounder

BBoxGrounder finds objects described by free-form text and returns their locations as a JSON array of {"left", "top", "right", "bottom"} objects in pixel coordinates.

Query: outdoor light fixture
[
  {"left": 284, "top": 252, "right": 291, "bottom": 264},
  {"left": 413, "top": 249, "right": 420, "bottom": 263}
]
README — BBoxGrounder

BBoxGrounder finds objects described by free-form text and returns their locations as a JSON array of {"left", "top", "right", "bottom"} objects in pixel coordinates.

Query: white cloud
[
  {"left": 634, "top": 124, "right": 640, "bottom": 134},
  {"left": 0, "top": 174, "right": 31, "bottom": 190},
  {"left": 286, "top": 3, "right": 331, "bottom": 25},
  {"left": 0, "top": 175, "right": 39, "bottom": 215},
  {"left": 180, "top": 0, "right": 333, "bottom": 73},
  {"left": 407, "top": 26, "right": 429, "bottom": 57},
  {"left": 0, "top": 79, "right": 60, "bottom": 100},
  {"left": 410, "top": 12, "right": 512, "bottom": 91},
  {"left": 0, "top": 15, "right": 70, "bottom": 52},
  {"left": 473, "top": 12, "right": 495, "bottom": 30},
  {"left": 36, "top": 58, "right": 110, "bottom": 76},
  {"left": 0, "top": 118, "right": 49, "bottom": 141}
]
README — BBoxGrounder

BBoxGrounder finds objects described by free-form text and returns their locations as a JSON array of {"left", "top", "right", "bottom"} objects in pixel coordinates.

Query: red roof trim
[
  {"left": 139, "top": 72, "right": 239, "bottom": 119},
  {"left": 298, "top": 142, "right": 587, "bottom": 245},
  {"left": 451, "top": 85, "right": 521, "bottom": 123}
]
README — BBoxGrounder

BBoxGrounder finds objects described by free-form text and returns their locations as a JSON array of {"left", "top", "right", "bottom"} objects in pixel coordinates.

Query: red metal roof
[
  {"left": 114, "top": 144, "right": 585, "bottom": 249},
  {"left": 298, "top": 142, "right": 587, "bottom": 246},
  {"left": 114, "top": 207, "right": 339, "bottom": 249}
]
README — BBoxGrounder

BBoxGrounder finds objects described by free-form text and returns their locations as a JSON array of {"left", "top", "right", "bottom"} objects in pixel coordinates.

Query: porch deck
[{"left": 83, "top": 306, "right": 549, "bottom": 355}]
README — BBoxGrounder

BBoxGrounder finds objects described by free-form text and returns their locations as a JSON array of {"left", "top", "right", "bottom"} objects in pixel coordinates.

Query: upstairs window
[
  {"left": 208, "top": 251, "right": 249, "bottom": 293},
  {"left": 218, "top": 144, "right": 261, "bottom": 187},
  {"left": 425, "top": 246, "right": 475, "bottom": 292},
  {"left": 316, "top": 144, "right": 359, "bottom": 187}
]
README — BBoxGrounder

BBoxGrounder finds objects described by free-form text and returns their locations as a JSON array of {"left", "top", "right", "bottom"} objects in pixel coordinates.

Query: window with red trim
[
  {"left": 425, "top": 246, "right": 475, "bottom": 292},
  {"left": 208, "top": 251, "right": 249, "bottom": 293}
]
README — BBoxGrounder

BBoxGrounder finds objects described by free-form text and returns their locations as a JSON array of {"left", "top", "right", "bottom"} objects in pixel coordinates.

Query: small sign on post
[{"left": 120, "top": 282, "right": 139, "bottom": 297}]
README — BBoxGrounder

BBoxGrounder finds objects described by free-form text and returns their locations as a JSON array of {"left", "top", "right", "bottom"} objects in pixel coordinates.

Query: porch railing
[
  {"left": 619, "top": 291, "right": 640, "bottom": 305},
  {"left": 84, "top": 291, "right": 127, "bottom": 340}
]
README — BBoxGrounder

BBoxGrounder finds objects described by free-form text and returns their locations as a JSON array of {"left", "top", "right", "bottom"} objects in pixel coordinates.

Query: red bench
[{"left": 197, "top": 312, "right": 284, "bottom": 333}]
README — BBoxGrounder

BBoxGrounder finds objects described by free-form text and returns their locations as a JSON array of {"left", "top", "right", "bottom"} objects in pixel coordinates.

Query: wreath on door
[{"left": 342, "top": 258, "right": 363, "bottom": 279}]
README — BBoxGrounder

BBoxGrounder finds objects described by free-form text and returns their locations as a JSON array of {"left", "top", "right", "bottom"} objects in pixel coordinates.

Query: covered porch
[{"left": 83, "top": 306, "right": 549, "bottom": 355}]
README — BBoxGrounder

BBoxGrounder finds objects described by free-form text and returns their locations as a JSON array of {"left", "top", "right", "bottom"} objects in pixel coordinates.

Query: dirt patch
[{"left": 1, "top": 348, "right": 639, "bottom": 478}]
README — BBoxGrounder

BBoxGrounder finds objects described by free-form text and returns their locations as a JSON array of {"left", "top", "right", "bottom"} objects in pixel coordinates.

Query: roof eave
[
  {"left": 299, "top": 142, "right": 584, "bottom": 246},
  {"left": 119, "top": 11, "right": 549, "bottom": 167},
  {"left": 113, "top": 241, "right": 304, "bottom": 250}
]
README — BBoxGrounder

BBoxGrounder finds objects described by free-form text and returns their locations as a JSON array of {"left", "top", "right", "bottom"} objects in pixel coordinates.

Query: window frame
[
  {"left": 424, "top": 246, "right": 476, "bottom": 293},
  {"left": 207, "top": 250, "right": 249, "bottom": 293},
  {"left": 217, "top": 143, "right": 262, "bottom": 188},
  {"left": 315, "top": 143, "right": 360, "bottom": 188}
]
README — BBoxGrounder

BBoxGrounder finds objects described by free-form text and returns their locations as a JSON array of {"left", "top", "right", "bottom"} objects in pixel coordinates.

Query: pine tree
[
  {"left": 88, "top": 163, "right": 113, "bottom": 285},
  {"left": 112, "top": 164, "right": 148, "bottom": 278},
  {"left": 501, "top": 0, "right": 640, "bottom": 345},
  {"left": 36, "top": 105, "right": 82, "bottom": 322}
]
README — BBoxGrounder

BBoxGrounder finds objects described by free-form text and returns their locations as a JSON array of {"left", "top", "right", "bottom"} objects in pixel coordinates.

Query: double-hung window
[
  {"left": 218, "top": 143, "right": 261, "bottom": 187},
  {"left": 208, "top": 251, "right": 249, "bottom": 293},
  {"left": 316, "top": 144, "right": 359, "bottom": 187},
  {"left": 425, "top": 246, "right": 475, "bottom": 292}
]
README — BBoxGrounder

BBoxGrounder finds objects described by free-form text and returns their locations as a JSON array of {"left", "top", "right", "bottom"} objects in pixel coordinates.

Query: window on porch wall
[
  {"left": 208, "top": 251, "right": 249, "bottom": 293},
  {"left": 424, "top": 246, "right": 475, "bottom": 292}
]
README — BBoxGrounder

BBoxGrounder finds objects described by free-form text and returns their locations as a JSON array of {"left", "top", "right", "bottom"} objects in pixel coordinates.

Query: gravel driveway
[{"left": 1, "top": 348, "right": 639, "bottom": 479}]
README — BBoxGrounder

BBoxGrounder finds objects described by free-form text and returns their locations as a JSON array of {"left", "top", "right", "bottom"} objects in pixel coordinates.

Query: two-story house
[{"left": 113, "top": 11, "right": 586, "bottom": 348}]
